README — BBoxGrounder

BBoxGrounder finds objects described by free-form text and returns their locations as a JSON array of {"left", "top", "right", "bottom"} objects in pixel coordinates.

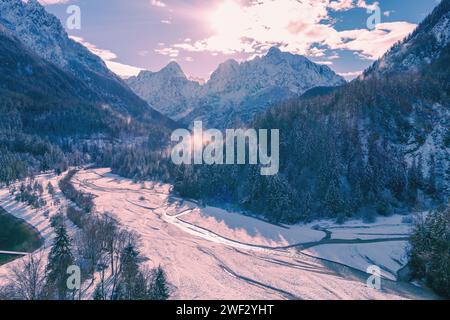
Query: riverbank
[{"left": 0, "top": 206, "right": 43, "bottom": 265}]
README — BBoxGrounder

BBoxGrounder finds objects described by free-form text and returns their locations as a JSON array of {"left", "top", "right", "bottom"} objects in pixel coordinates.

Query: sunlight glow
[{"left": 209, "top": 1, "right": 248, "bottom": 40}]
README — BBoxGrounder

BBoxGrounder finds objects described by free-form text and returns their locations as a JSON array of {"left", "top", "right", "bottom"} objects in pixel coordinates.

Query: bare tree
[
  {"left": 75, "top": 215, "right": 103, "bottom": 275},
  {"left": 7, "top": 252, "right": 47, "bottom": 300}
]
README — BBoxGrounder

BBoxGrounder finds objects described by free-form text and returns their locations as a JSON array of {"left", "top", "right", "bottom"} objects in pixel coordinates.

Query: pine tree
[
  {"left": 409, "top": 207, "right": 450, "bottom": 298},
  {"left": 115, "top": 244, "right": 148, "bottom": 300},
  {"left": 149, "top": 266, "right": 170, "bottom": 300},
  {"left": 324, "top": 179, "right": 344, "bottom": 217},
  {"left": 47, "top": 182, "right": 55, "bottom": 196},
  {"left": 93, "top": 284, "right": 104, "bottom": 300},
  {"left": 45, "top": 223, "right": 74, "bottom": 300}
]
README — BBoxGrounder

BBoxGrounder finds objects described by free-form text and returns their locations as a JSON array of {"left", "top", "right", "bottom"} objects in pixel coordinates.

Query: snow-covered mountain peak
[
  {"left": 0, "top": 0, "right": 172, "bottom": 119},
  {"left": 160, "top": 61, "right": 186, "bottom": 78},
  {"left": 364, "top": 0, "right": 450, "bottom": 77},
  {"left": 210, "top": 59, "right": 240, "bottom": 78},
  {"left": 266, "top": 46, "right": 282, "bottom": 56},
  {"left": 126, "top": 63, "right": 201, "bottom": 120}
]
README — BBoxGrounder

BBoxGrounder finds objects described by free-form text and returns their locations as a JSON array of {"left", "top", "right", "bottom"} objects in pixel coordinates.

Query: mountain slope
[
  {"left": 173, "top": 0, "right": 450, "bottom": 223},
  {"left": 364, "top": 0, "right": 450, "bottom": 77},
  {"left": 127, "top": 47, "right": 345, "bottom": 128},
  {"left": 0, "top": 30, "right": 135, "bottom": 137},
  {"left": 126, "top": 62, "right": 201, "bottom": 120},
  {"left": 0, "top": 0, "right": 170, "bottom": 123},
  {"left": 0, "top": 0, "right": 176, "bottom": 183}
]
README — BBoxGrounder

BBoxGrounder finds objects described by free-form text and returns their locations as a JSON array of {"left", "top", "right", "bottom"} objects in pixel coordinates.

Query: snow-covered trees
[
  {"left": 2, "top": 253, "right": 47, "bottom": 300},
  {"left": 59, "top": 170, "right": 95, "bottom": 214},
  {"left": 113, "top": 244, "right": 144, "bottom": 300},
  {"left": 168, "top": 66, "right": 449, "bottom": 224},
  {"left": 409, "top": 207, "right": 450, "bottom": 298},
  {"left": 149, "top": 266, "right": 170, "bottom": 300},
  {"left": 45, "top": 222, "right": 74, "bottom": 300}
]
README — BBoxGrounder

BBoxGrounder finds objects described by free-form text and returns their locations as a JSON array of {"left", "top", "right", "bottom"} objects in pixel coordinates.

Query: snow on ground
[
  {"left": 64, "top": 168, "right": 435, "bottom": 300},
  {"left": 305, "top": 241, "right": 409, "bottom": 281},
  {"left": 0, "top": 167, "right": 436, "bottom": 299},
  {"left": 297, "top": 216, "right": 413, "bottom": 280},
  {"left": 0, "top": 173, "right": 57, "bottom": 245},
  {"left": 321, "top": 215, "right": 412, "bottom": 240},
  {"left": 179, "top": 206, "right": 324, "bottom": 247},
  {"left": 0, "top": 172, "right": 77, "bottom": 285}
]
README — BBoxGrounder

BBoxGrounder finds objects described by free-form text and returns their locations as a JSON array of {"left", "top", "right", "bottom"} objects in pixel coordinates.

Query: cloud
[
  {"left": 161, "top": 19, "right": 172, "bottom": 24},
  {"left": 328, "top": 0, "right": 355, "bottom": 11},
  {"left": 314, "top": 60, "right": 334, "bottom": 65},
  {"left": 338, "top": 70, "right": 363, "bottom": 77},
  {"left": 154, "top": 47, "right": 179, "bottom": 57},
  {"left": 329, "top": 21, "right": 417, "bottom": 59},
  {"left": 157, "top": 0, "right": 415, "bottom": 62},
  {"left": 138, "top": 50, "right": 150, "bottom": 57},
  {"left": 38, "top": 0, "right": 70, "bottom": 4},
  {"left": 69, "top": 36, "right": 144, "bottom": 78},
  {"left": 328, "top": 0, "right": 380, "bottom": 11},
  {"left": 150, "top": 0, "right": 166, "bottom": 8},
  {"left": 338, "top": 70, "right": 363, "bottom": 80}
]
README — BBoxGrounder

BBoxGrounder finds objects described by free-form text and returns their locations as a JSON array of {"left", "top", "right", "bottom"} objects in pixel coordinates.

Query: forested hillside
[
  {"left": 170, "top": 1, "right": 450, "bottom": 223},
  {"left": 0, "top": 1, "right": 175, "bottom": 184}
]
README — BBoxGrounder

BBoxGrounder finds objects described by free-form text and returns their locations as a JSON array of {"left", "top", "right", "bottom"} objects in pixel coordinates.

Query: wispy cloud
[
  {"left": 328, "top": 0, "right": 355, "bottom": 11},
  {"left": 329, "top": 21, "right": 416, "bottom": 59},
  {"left": 70, "top": 36, "right": 144, "bottom": 78},
  {"left": 154, "top": 47, "right": 179, "bottom": 57},
  {"left": 38, "top": 0, "right": 70, "bottom": 5},
  {"left": 157, "top": 0, "right": 415, "bottom": 61},
  {"left": 150, "top": 0, "right": 167, "bottom": 8},
  {"left": 338, "top": 70, "right": 364, "bottom": 81}
]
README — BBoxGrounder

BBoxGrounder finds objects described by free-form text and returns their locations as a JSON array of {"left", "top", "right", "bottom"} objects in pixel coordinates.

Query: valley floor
[{"left": 0, "top": 168, "right": 439, "bottom": 300}]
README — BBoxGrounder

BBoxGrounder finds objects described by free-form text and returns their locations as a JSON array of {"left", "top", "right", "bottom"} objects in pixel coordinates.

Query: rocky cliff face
[
  {"left": 0, "top": 0, "right": 169, "bottom": 120},
  {"left": 127, "top": 47, "right": 345, "bottom": 128}
]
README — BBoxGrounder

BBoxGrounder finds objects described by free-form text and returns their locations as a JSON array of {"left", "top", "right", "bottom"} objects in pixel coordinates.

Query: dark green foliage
[
  {"left": 171, "top": 69, "right": 449, "bottom": 223},
  {"left": 45, "top": 223, "right": 74, "bottom": 300},
  {"left": 47, "top": 182, "right": 55, "bottom": 196},
  {"left": 114, "top": 245, "right": 147, "bottom": 300},
  {"left": 0, "top": 206, "right": 43, "bottom": 253},
  {"left": 0, "top": 30, "right": 174, "bottom": 186},
  {"left": 149, "top": 266, "right": 170, "bottom": 300},
  {"left": 409, "top": 206, "right": 450, "bottom": 298}
]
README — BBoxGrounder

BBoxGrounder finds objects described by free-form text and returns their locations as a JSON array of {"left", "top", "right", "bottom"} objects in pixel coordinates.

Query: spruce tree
[
  {"left": 115, "top": 244, "right": 148, "bottom": 300},
  {"left": 45, "top": 223, "right": 74, "bottom": 300},
  {"left": 149, "top": 266, "right": 170, "bottom": 300}
]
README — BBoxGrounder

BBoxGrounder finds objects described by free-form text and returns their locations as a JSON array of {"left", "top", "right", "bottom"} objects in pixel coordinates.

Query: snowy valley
[{"left": 0, "top": 168, "right": 439, "bottom": 300}]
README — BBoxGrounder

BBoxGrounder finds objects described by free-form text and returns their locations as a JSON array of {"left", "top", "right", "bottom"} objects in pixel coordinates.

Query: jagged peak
[
  {"left": 256, "top": 46, "right": 316, "bottom": 70},
  {"left": 159, "top": 61, "right": 186, "bottom": 78},
  {"left": 266, "top": 46, "right": 282, "bottom": 56},
  {"left": 1, "top": 0, "right": 66, "bottom": 37},
  {"left": 214, "top": 59, "right": 239, "bottom": 73}
]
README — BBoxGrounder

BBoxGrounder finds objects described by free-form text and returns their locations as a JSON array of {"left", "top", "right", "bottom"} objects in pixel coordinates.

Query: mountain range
[
  {"left": 173, "top": 0, "right": 450, "bottom": 223},
  {"left": 0, "top": 0, "right": 174, "bottom": 183},
  {"left": 0, "top": 0, "right": 448, "bottom": 224},
  {"left": 0, "top": 0, "right": 173, "bottom": 124},
  {"left": 127, "top": 47, "right": 345, "bottom": 128}
]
